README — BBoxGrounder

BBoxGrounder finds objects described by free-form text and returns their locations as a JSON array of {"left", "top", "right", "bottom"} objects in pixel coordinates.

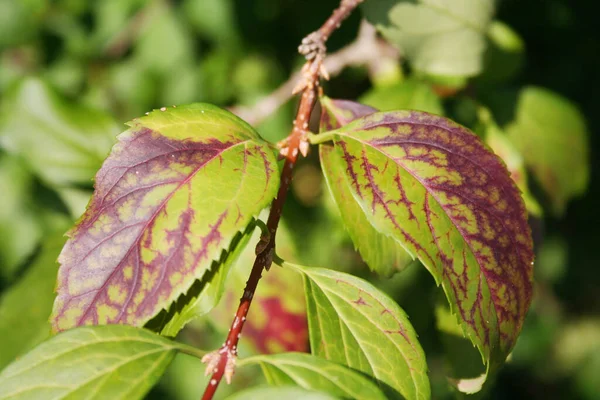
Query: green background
[{"left": 0, "top": 0, "right": 598, "bottom": 399}]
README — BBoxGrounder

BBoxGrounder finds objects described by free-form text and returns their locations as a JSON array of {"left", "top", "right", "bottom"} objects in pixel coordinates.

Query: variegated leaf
[
  {"left": 320, "top": 97, "right": 414, "bottom": 276},
  {"left": 314, "top": 103, "right": 534, "bottom": 369},
  {"left": 51, "top": 104, "right": 279, "bottom": 332}
]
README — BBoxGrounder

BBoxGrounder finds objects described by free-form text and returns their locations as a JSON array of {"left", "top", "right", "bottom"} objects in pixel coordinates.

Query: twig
[
  {"left": 230, "top": 19, "right": 399, "bottom": 126},
  {"left": 200, "top": 1, "right": 364, "bottom": 399}
]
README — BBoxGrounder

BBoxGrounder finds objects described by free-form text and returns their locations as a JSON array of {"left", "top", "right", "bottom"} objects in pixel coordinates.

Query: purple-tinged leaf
[
  {"left": 320, "top": 98, "right": 377, "bottom": 131},
  {"left": 316, "top": 101, "right": 534, "bottom": 369},
  {"left": 51, "top": 104, "right": 279, "bottom": 332},
  {"left": 320, "top": 97, "right": 413, "bottom": 275}
]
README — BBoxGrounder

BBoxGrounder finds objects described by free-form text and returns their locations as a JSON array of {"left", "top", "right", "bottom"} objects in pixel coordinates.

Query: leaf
[
  {"left": 240, "top": 352, "right": 387, "bottom": 400},
  {"left": 477, "top": 21, "right": 525, "bottom": 86},
  {"left": 360, "top": 79, "right": 443, "bottom": 115},
  {"left": 0, "top": 234, "right": 65, "bottom": 369},
  {"left": 319, "top": 98, "right": 413, "bottom": 275},
  {"left": 314, "top": 110, "right": 534, "bottom": 373},
  {"left": 225, "top": 385, "right": 339, "bottom": 400},
  {"left": 0, "top": 325, "right": 195, "bottom": 400},
  {"left": 435, "top": 299, "right": 489, "bottom": 395},
  {"left": 51, "top": 103, "right": 279, "bottom": 332},
  {"left": 363, "top": 0, "right": 495, "bottom": 77},
  {"left": 506, "top": 86, "right": 589, "bottom": 215},
  {"left": 288, "top": 262, "right": 430, "bottom": 400},
  {"left": 0, "top": 78, "right": 119, "bottom": 186},
  {"left": 477, "top": 108, "right": 542, "bottom": 217},
  {"left": 0, "top": 154, "right": 41, "bottom": 279},
  {"left": 145, "top": 221, "right": 256, "bottom": 337}
]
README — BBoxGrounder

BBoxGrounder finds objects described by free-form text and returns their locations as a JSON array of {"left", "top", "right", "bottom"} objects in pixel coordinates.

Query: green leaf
[
  {"left": 0, "top": 234, "right": 65, "bottom": 369},
  {"left": 319, "top": 98, "right": 413, "bottom": 276},
  {"left": 0, "top": 154, "right": 41, "bottom": 279},
  {"left": 51, "top": 103, "right": 280, "bottom": 332},
  {"left": 360, "top": 79, "right": 443, "bottom": 115},
  {"left": 363, "top": 0, "right": 495, "bottom": 77},
  {"left": 477, "top": 108, "right": 542, "bottom": 217},
  {"left": 240, "top": 352, "right": 386, "bottom": 400},
  {"left": 225, "top": 385, "right": 339, "bottom": 400},
  {"left": 506, "top": 86, "right": 589, "bottom": 215},
  {"left": 0, "top": 325, "right": 195, "bottom": 399},
  {"left": 0, "top": 78, "right": 119, "bottom": 187},
  {"left": 315, "top": 110, "right": 534, "bottom": 375},
  {"left": 288, "top": 262, "right": 430, "bottom": 400}
]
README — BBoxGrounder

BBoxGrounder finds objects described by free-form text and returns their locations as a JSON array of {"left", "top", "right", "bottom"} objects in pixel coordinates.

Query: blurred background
[{"left": 0, "top": 0, "right": 598, "bottom": 399}]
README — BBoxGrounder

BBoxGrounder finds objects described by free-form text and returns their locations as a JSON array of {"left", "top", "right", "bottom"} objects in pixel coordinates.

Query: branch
[
  {"left": 230, "top": 19, "right": 399, "bottom": 126},
  {"left": 200, "top": 1, "right": 364, "bottom": 399}
]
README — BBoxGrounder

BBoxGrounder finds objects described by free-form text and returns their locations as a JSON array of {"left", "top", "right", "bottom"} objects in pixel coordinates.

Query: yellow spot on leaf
[
  {"left": 57, "top": 307, "right": 83, "bottom": 331},
  {"left": 123, "top": 266, "right": 133, "bottom": 280},
  {"left": 108, "top": 284, "right": 127, "bottom": 305},
  {"left": 169, "top": 272, "right": 182, "bottom": 286},
  {"left": 97, "top": 303, "right": 119, "bottom": 324}
]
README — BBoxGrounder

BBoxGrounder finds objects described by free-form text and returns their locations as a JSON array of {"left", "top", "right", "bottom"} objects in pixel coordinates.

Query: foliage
[{"left": 0, "top": 0, "right": 596, "bottom": 399}]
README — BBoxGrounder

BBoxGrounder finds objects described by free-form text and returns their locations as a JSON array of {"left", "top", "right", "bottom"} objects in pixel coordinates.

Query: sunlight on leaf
[
  {"left": 51, "top": 104, "right": 279, "bottom": 332},
  {"left": 288, "top": 262, "right": 430, "bottom": 400},
  {"left": 240, "top": 352, "right": 386, "bottom": 400},
  {"left": 363, "top": 0, "right": 495, "bottom": 77},
  {"left": 0, "top": 325, "right": 200, "bottom": 400}
]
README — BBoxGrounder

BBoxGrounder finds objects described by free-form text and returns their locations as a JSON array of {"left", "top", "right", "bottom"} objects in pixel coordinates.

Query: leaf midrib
[{"left": 315, "top": 279, "right": 424, "bottom": 400}]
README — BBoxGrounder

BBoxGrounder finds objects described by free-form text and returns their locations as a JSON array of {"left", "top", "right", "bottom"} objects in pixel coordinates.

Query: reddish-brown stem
[{"left": 201, "top": 1, "right": 363, "bottom": 399}]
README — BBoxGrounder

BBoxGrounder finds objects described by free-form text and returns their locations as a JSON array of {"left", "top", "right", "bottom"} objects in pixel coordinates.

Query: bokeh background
[{"left": 0, "top": 0, "right": 598, "bottom": 399}]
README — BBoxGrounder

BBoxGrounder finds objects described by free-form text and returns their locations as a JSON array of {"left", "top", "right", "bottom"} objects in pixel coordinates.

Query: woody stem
[{"left": 200, "top": 2, "right": 363, "bottom": 399}]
